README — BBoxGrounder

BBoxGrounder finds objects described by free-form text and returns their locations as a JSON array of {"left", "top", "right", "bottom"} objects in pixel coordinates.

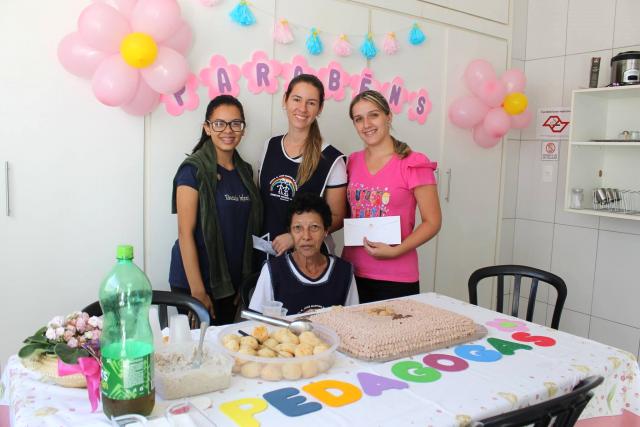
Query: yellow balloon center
[
  {"left": 503, "top": 92, "right": 528, "bottom": 116},
  {"left": 120, "top": 33, "right": 158, "bottom": 69}
]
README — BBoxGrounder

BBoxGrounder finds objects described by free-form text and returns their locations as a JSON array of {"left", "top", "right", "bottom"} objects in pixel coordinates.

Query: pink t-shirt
[{"left": 342, "top": 150, "right": 437, "bottom": 282}]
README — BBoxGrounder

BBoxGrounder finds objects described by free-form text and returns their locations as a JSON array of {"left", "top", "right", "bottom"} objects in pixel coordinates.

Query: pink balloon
[
  {"left": 464, "top": 59, "right": 497, "bottom": 91},
  {"left": 92, "top": 55, "right": 139, "bottom": 106},
  {"left": 57, "top": 32, "right": 108, "bottom": 79},
  {"left": 162, "top": 20, "right": 192, "bottom": 55},
  {"left": 501, "top": 68, "right": 526, "bottom": 93},
  {"left": 140, "top": 46, "right": 189, "bottom": 94},
  {"left": 483, "top": 107, "right": 511, "bottom": 138},
  {"left": 131, "top": 0, "right": 182, "bottom": 42},
  {"left": 473, "top": 125, "right": 501, "bottom": 148},
  {"left": 122, "top": 80, "right": 160, "bottom": 115},
  {"left": 472, "top": 78, "right": 507, "bottom": 108},
  {"left": 78, "top": 2, "right": 131, "bottom": 53},
  {"left": 511, "top": 108, "right": 533, "bottom": 129},
  {"left": 93, "top": 0, "right": 137, "bottom": 17},
  {"left": 448, "top": 96, "right": 489, "bottom": 129}
]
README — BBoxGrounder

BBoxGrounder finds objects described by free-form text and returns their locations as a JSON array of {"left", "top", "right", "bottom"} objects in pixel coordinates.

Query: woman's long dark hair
[
  {"left": 192, "top": 95, "right": 246, "bottom": 154},
  {"left": 284, "top": 74, "right": 325, "bottom": 186}
]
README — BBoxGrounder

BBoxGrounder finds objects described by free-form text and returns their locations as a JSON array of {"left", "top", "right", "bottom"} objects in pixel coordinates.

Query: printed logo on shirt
[
  {"left": 269, "top": 174, "right": 297, "bottom": 202},
  {"left": 347, "top": 182, "right": 391, "bottom": 218},
  {"left": 224, "top": 194, "right": 250, "bottom": 202}
]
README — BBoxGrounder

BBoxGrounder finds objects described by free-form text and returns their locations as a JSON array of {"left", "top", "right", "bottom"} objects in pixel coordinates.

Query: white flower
[
  {"left": 83, "top": 331, "right": 93, "bottom": 340},
  {"left": 45, "top": 327, "right": 57, "bottom": 340},
  {"left": 48, "top": 316, "right": 64, "bottom": 328},
  {"left": 88, "top": 316, "right": 103, "bottom": 330},
  {"left": 67, "top": 337, "right": 78, "bottom": 348},
  {"left": 55, "top": 327, "right": 65, "bottom": 339}
]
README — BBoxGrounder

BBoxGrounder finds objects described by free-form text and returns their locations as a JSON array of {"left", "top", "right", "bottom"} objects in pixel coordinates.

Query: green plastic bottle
[{"left": 99, "top": 245, "right": 155, "bottom": 418}]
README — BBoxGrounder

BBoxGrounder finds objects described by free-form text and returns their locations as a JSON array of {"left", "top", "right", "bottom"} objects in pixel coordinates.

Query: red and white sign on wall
[
  {"left": 541, "top": 141, "right": 559, "bottom": 161},
  {"left": 536, "top": 107, "right": 571, "bottom": 139}
]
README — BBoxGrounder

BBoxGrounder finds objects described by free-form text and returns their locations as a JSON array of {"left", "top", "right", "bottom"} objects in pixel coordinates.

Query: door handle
[
  {"left": 4, "top": 161, "right": 8, "bottom": 216},
  {"left": 445, "top": 168, "right": 451, "bottom": 202}
]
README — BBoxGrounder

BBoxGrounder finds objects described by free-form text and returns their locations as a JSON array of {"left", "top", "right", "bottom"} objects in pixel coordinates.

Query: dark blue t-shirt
[{"left": 169, "top": 163, "right": 251, "bottom": 292}]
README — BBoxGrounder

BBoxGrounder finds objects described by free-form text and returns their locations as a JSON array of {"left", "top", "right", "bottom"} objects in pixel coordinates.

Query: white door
[
  {"left": 0, "top": 0, "right": 144, "bottom": 365},
  {"left": 434, "top": 28, "right": 507, "bottom": 302}
]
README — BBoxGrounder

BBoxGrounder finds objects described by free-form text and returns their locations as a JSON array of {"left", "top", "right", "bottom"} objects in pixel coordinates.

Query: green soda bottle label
[{"left": 101, "top": 353, "right": 153, "bottom": 400}]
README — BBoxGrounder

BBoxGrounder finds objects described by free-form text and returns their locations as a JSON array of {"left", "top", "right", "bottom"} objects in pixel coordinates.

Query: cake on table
[{"left": 309, "top": 299, "right": 478, "bottom": 361}]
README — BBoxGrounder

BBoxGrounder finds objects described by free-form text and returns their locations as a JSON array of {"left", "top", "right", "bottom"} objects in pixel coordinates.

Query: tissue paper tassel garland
[
  {"left": 306, "top": 27, "right": 323, "bottom": 55},
  {"left": 230, "top": 0, "right": 256, "bottom": 26},
  {"left": 382, "top": 32, "right": 399, "bottom": 55},
  {"left": 360, "top": 33, "right": 377, "bottom": 59},
  {"left": 408, "top": 23, "right": 426, "bottom": 45},
  {"left": 274, "top": 19, "right": 294, "bottom": 44},
  {"left": 333, "top": 34, "right": 353, "bottom": 57}
]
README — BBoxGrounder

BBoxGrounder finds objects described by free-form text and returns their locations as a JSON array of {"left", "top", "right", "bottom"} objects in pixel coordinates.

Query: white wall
[{"left": 503, "top": 0, "right": 640, "bottom": 359}]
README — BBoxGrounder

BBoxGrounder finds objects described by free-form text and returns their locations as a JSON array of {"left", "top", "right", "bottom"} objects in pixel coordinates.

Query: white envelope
[{"left": 343, "top": 216, "right": 401, "bottom": 246}]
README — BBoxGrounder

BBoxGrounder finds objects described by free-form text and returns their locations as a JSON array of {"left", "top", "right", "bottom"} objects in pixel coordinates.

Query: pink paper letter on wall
[
  {"left": 380, "top": 77, "right": 408, "bottom": 114},
  {"left": 241, "top": 51, "right": 283, "bottom": 95},
  {"left": 199, "top": 55, "right": 241, "bottom": 99},
  {"left": 281, "top": 55, "right": 316, "bottom": 89},
  {"left": 349, "top": 68, "right": 382, "bottom": 99},
  {"left": 161, "top": 73, "right": 200, "bottom": 116},
  {"left": 318, "top": 61, "right": 351, "bottom": 101},
  {"left": 407, "top": 88, "right": 432, "bottom": 124}
]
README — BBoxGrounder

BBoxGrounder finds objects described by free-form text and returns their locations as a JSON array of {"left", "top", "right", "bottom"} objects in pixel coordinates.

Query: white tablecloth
[{"left": 2, "top": 293, "right": 640, "bottom": 426}]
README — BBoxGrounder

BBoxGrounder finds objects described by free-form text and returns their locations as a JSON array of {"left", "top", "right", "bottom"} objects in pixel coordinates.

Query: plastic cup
[
  {"left": 169, "top": 314, "right": 191, "bottom": 344},
  {"left": 262, "top": 301, "right": 285, "bottom": 318}
]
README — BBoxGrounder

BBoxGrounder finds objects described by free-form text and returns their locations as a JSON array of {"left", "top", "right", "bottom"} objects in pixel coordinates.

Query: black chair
[
  {"left": 476, "top": 376, "right": 604, "bottom": 427},
  {"left": 83, "top": 290, "right": 210, "bottom": 329},
  {"left": 468, "top": 265, "right": 568, "bottom": 330}
]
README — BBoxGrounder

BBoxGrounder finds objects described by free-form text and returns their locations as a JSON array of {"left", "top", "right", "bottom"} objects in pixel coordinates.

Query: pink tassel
[
  {"left": 383, "top": 32, "right": 399, "bottom": 55},
  {"left": 274, "top": 19, "right": 294, "bottom": 44},
  {"left": 333, "top": 34, "right": 353, "bottom": 57}
]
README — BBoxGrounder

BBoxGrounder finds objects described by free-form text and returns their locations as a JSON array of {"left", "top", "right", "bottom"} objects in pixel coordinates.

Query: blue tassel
[
  {"left": 409, "top": 23, "right": 426, "bottom": 45},
  {"left": 229, "top": 0, "right": 255, "bottom": 26},
  {"left": 306, "top": 27, "right": 323, "bottom": 55},
  {"left": 360, "top": 33, "right": 377, "bottom": 59}
]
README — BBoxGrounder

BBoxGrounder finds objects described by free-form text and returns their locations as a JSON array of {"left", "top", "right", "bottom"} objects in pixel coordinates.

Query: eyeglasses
[{"left": 206, "top": 119, "right": 246, "bottom": 132}]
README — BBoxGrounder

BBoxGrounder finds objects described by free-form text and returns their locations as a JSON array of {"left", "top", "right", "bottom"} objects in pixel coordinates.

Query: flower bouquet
[{"left": 19, "top": 312, "right": 102, "bottom": 389}]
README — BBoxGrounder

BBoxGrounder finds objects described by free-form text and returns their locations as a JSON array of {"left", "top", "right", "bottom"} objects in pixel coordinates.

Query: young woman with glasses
[
  {"left": 259, "top": 74, "right": 347, "bottom": 256},
  {"left": 169, "top": 95, "right": 263, "bottom": 325}
]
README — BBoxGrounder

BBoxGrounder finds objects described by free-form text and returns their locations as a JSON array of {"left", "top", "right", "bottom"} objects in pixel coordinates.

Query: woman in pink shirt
[{"left": 342, "top": 90, "right": 442, "bottom": 303}]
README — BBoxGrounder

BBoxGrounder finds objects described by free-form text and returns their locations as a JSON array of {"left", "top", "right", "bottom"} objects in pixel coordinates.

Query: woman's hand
[
  {"left": 191, "top": 288, "right": 216, "bottom": 320},
  {"left": 363, "top": 237, "right": 400, "bottom": 259},
  {"left": 272, "top": 233, "right": 294, "bottom": 256}
]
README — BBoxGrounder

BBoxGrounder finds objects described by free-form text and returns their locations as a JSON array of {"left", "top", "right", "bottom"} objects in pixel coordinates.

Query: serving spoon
[{"left": 240, "top": 309, "right": 313, "bottom": 334}]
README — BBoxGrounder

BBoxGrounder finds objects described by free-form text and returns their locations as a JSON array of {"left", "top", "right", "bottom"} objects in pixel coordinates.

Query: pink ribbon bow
[{"left": 58, "top": 357, "right": 101, "bottom": 412}]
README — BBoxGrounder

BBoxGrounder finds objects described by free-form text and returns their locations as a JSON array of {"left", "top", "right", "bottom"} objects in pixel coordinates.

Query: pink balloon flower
[
  {"left": 57, "top": 0, "right": 193, "bottom": 116},
  {"left": 449, "top": 60, "right": 532, "bottom": 148}
]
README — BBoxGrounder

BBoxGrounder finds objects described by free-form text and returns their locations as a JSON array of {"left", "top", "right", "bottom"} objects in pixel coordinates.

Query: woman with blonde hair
[
  {"left": 342, "top": 90, "right": 441, "bottom": 303},
  {"left": 259, "top": 73, "right": 347, "bottom": 256}
]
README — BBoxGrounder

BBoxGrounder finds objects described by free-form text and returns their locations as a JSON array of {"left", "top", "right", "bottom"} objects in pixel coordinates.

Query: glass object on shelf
[{"left": 570, "top": 188, "right": 584, "bottom": 209}]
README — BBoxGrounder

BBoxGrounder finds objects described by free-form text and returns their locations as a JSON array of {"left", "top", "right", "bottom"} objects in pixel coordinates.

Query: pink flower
[
  {"left": 380, "top": 77, "right": 409, "bottom": 114},
  {"left": 280, "top": 55, "right": 316, "bottom": 90},
  {"left": 91, "top": 329, "right": 101, "bottom": 341},
  {"left": 200, "top": 55, "right": 242, "bottom": 99},
  {"left": 63, "top": 330, "right": 75, "bottom": 341},
  {"left": 75, "top": 317, "right": 87, "bottom": 333},
  {"left": 349, "top": 68, "right": 382, "bottom": 99},
  {"left": 57, "top": 1, "right": 193, "bottom": 116},
  {"left": 241, "top": 51, "right": 282, "bottom": 95},
  {"left": 317, "top": 61, "right": 350, "bottom": 102},
  {"left": 161, "top": 73, "right": 200, "bottom": 116},
  {"left": 67, "top": 337, "right": 79, "bottom": 348},
  {"left": 88, "top": 316, "right": 103, "bottom": 330},
  {"left": 407, "top": 89, "right": 432, "bottom": 125}
]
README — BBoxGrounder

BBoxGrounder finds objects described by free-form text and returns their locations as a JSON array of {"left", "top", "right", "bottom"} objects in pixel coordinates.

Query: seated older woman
[{"left": 249, "top": 193, "right": 359, "bottom": 314}]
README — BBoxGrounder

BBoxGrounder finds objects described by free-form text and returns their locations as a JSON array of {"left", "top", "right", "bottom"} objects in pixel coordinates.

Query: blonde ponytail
[{"left": 297, "top": 119, "right": 323, "bottom": 186}]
